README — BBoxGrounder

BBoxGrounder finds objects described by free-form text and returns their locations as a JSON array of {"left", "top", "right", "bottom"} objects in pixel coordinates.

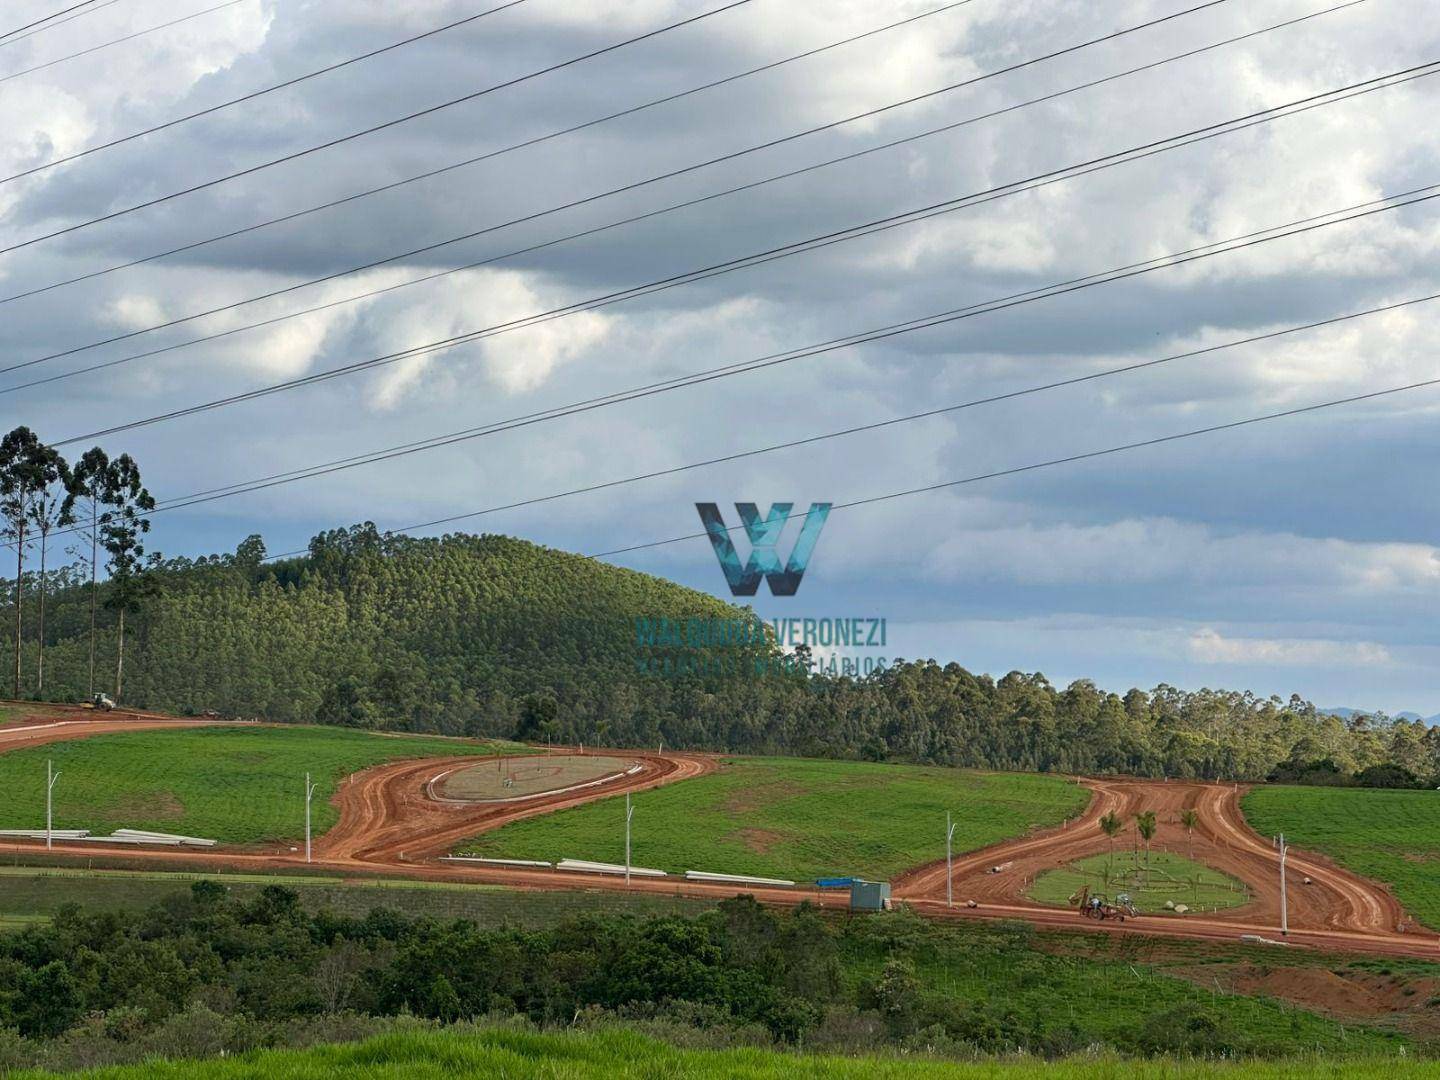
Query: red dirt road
[
  {"left": 1, "top": 718, "right": 1436, "bottom": 960},
  {"left": 894, "top": 778, "right": 1438, "bottom": 957},
  {"left": 315, "top": 751, "right": 713, "bottom": 864}
]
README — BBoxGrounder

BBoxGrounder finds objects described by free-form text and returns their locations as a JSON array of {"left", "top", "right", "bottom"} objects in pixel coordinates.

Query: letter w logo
[{"left": 695, "top": 502, "right": 831, "bottom": 597}]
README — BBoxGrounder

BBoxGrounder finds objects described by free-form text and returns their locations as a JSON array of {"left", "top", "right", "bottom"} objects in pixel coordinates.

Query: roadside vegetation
[
  {"left": 0, "top": 726, "right": 517, "bottom": 843},
  {"left": 458, "top": 756, "right": 1089, "bottom": 881},
  {"left": 0, "top": 882, "right": 1415, "bottom": 1073},
  {"left": 7, "top": 1026, "right": 1435, "bottom": 1080},
  {"left": 1242, "top": 785, "right": 1440, "bottom": 928}
]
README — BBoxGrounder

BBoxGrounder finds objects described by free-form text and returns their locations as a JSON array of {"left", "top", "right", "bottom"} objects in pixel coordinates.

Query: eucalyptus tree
[
  {"left": 28, "top": 451, "right": 73, "bottom": 694},
  {"left": 0, "top": 427, "right": 67, "bottom": 698},
  {"left": 98, "top": 454, "right": 156, "bottom": 702},
  {"left": 64, "top": 447, "right": 112, "bottom": 697}
]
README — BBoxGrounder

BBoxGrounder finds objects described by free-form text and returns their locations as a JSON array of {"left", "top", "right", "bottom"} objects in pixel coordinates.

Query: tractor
[{"left": 1071, "top": 885, "right": 1135, "bottom": 922}]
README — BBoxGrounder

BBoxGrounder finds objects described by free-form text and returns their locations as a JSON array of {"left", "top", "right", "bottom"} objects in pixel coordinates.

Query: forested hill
[{"left": 7, "top": 523, "right": 1436, "bottom": 783}]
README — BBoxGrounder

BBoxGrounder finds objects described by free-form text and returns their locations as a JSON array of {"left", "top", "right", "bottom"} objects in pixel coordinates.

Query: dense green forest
[{"left": 4, "top": 523, "right": 1435, "bottom": 782}]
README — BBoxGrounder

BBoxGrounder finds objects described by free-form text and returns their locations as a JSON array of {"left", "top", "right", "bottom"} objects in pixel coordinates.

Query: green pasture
[
  {"left": 1029, "top": 851, "right": 1250, "bottom": 914},
  {"left": 0, "top": 725, "right": 519, "bottom": 844},
  {"left": 1242, "top": 785, "right": 1440, "bottom": 928},
  {"left": 460, "top": 756, "right": 1089, "bottom": 881}
]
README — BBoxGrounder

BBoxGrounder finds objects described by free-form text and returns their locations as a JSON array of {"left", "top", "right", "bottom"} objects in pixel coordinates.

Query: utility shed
[{"left": 849, "top": 880, "right": 891, "bottom": 912}]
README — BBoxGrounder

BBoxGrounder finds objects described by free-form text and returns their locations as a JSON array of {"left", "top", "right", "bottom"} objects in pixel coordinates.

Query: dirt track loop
[
  {"left": 1, "top": 717, "right": 1436, "bottom": 960},
  {"left": 895, "top": 778, "right": 1437, "bottom": 956}
]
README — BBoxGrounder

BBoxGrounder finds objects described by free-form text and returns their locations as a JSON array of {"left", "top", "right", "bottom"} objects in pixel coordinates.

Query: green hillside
[
  {"left": 5, "top": 524, "right": 1437, "bottom": 782},
  {"left": 460, "top": 756, "right": 1088, "bottom": 880}
]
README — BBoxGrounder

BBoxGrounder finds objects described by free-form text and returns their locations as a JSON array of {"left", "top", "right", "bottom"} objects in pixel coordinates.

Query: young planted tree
[
  {"left": 0, "top": 427, "right": 67, "bottom": 699},
  {"left": 1179, "top": 808, "right": 1200, "bottom": 859},
  {"left": 64, "top": 447, "right": 110, "bottom": 698},
  {"left": 1098, "top": 811, "right": 1123, "bottom": 883},
  {"left": 98, "top": 455, "right": 156, "bottom": 703},
  {"left": 1135, "top": 810, "right": 1158, "bottom": 880}
]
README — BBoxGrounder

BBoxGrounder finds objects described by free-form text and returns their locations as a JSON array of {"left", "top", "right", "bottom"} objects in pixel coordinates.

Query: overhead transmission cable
[
  {"left": 587, "top": 375, "right": 1440, "bottom": 561},
  {"left": 41, "top": 62, "right": 1440, "bottom": 444},
  {"left": 0, "top": 0, "right": 990, "bottom": 301},
  {"left": 0, "top": 0, "right": 99, "bottom": 44},
  {"left": 22, "top": 176, "right": 1439, "bottom": 558},
  {"left": 0, "top": 0, "right": 755, "bottom": 257},
  {"left": 0, "top": 0, "right": 532, "bottom": 183},
  {"left": 0, "top": 1, "right": 1380, "bottom": 389},
  {"left": 0, "top": 0, "right": 246, "bottom": 85},
  {"left": 140, "top": 185, "right": 1440, "bottom": 513},
  {"left": 201, "top": 285, "right": 1440, "bottom": 563}
]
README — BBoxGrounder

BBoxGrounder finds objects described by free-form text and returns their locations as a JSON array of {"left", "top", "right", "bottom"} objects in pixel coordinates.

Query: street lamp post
[
  {"left": 305, "top": 772, "right": 318, "bottom": 864},
  {"left": 946, "top": 812, "right": 957, "bottom": 908},
  {"left": 46, "top": 760, "right": 59, "bottom": 851}
]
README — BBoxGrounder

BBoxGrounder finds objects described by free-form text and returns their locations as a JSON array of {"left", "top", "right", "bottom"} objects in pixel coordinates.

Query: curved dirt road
[
  {"left": 894, "top": 778, "right": 1435, "bottom": 954},
  {"left": 2, "top": 718, "right": 1435, "bottom": 959},
  {"left": 316, "top": 750, "right": 714, "bottom": 864}
]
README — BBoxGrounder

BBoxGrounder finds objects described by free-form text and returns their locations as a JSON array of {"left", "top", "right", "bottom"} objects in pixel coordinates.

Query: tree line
[
  {"left": 0, "top": 426, "right": 155, "bottom": 702},
  {"left": 4, "top": 518, "right": 1435, "bottom": 784}
]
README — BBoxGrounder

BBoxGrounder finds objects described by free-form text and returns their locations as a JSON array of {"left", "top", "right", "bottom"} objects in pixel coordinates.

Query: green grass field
[
  {"left": 1242, "top": 785, "right": 1440, "bottom": 928},
  {"left": 1030, "top": 851, "right": 1250, "bottom": 914},
  {"left": 460, "top": 756, "right": 1089, "bottom": 881},
  {"left": 11, "top": 1026, "right": 1428, "bottom": 1079},
  {"left": 0, "top": 726, "right": 519, "bottom": 844}
]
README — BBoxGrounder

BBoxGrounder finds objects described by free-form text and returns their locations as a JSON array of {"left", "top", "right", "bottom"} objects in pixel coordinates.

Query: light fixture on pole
[
  {"left": 625, "top": 791, "right": 634, "bottom": 886},
  {"left": 946, "top": 811, "right": 957, "bottom": 908},
  {"left": 1276, "top": 833, "right": 1288, "bottom": 936},
  {"left": 304, "top": 772, "right": 318, "bottom": 864},
  {"left": 46, "top": 760, "right": 60, "bottom": 851}
]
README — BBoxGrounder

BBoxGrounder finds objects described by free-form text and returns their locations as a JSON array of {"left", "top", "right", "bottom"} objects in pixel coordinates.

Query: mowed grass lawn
[
  {"left": 11, "top": 1027, "right": 1424, "bottom": 1080},
  {"left": 0, "top": 726, "right": 517, "bottom": 845},
  {"left": 1029, "top": 851, "right": 1250, "bottom": 914},
  {"left": 461, "top": 757, "right": 1089, "bottom": 880},
  {"left": 1242, "top": 785, "right": 1440, "bottom": 928}
]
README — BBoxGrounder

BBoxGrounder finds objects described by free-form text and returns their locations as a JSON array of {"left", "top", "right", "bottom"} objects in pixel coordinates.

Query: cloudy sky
[{"left": 2, "top": 0, "right": 1437, "bottom": 712}]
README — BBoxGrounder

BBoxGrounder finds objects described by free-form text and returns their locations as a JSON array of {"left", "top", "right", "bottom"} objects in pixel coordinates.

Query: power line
[
  {"left": 0, "top": 0, "right": 99, "bottom": 44},
  {"left": 0, "top": 0, "right": 755, "bottom": 257},
  {"left": 43, "top": 62, "right": 1440, "bottom": 444},
  {"left": 0, "top": 0, "right": 988, "bottom": 303},
  {"left": 0, "top": 0, "right": 532, "bottom": 184},
  {"left": 0, "top": 18, "right": 1394, "bottom": 392},
  {"left": 0, "top": 0, "right": 1261, "bottom": 379},
  {"left": 256, "top": 287, "right": 1440, "bottom": 561},
  {"left": 145, "top": 185, "right": 1440, "bottom": 513},
  {"left": 589, "top": 375, "right": 1440, "bottom": 561},
  {"left": 0, "top": 1, "right": 1380, "bottom": 395},
  {"left": 21, "top": 178, "right": 1438, "bottom": 555},
  {"left": 0, "top": 0, "right": 246, "bottom": 85}
]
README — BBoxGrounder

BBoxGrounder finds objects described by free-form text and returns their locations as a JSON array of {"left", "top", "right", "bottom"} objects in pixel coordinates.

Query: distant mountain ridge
[{"left": 1322, "top": 706, "right": 1440, "bottom": 725}]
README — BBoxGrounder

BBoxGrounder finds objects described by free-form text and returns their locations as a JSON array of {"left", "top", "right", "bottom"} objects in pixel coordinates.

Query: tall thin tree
[
  {"left": 98, "top": 454, "right": 155, "bottom": 703},
  {"left": 1136, "top": 810, "right": 1158, "bottom": 881},
  {"left": 1179, "top": 808, "right": 1200, "bottom": 860},
  {"left": 28, "top": 453, "right": 72, "bottom": 695},
  {"left": 0, "top": 427, "right": 66, "bottom": 699},
  {"left": 1098, "top": 811, "right": 1123, "bottom": 884},
  {"left": 64, "top": 448, "right": 110, "bottom": 698}
]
